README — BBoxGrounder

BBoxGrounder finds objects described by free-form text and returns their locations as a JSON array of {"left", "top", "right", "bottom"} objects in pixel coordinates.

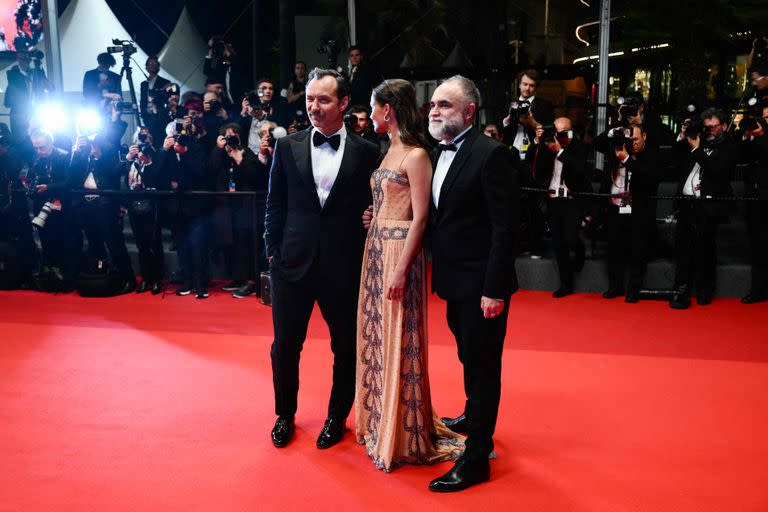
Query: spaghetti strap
[{"left": 396, "top": 148, "right": 417, "bottom": 172}]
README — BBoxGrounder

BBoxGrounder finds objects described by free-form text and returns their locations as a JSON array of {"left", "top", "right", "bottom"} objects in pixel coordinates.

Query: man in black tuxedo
[
  {"left": 4, "top": 51, "right": 51, "bottom": 140},
  {"left": 529, "top": 117, "right": 589, "bottom": 297},
  {"left": 426, "top": 76, "right": 519, "bottom": 492},
  {"left": 265, "top": 68, "right": 378, "bottom": 449},
  {"left": 139, "top": 56, "right": 171, "bottom": 126},
  {"left": 82, "top": 53, "right": 122, "bottom": 108},
  {"left": 593, "top": 124, "right": 660, "bottom": 302}
]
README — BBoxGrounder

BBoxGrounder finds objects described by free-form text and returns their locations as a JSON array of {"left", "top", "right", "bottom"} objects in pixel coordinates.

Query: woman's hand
[
  {"left": 362, "top": 204, "right": 373, "bottom": 229},
  {"left": 387, "top": 268, "right": 407, "bottom": 301}
]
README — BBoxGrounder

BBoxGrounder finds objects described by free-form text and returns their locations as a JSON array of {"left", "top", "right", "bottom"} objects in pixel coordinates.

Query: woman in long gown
[{"left": 355, "top": 79, "right": 464, "bottom": 472}]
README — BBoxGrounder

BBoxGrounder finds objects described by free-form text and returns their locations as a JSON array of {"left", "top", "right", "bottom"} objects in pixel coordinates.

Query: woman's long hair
[{"left": 372, "top": 79, "right": 430, "bottom": 149}]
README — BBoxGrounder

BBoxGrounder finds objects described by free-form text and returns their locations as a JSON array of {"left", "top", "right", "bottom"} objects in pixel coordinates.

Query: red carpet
[{"left": 0, "top": 289, "right": 767, "bottom": 511}]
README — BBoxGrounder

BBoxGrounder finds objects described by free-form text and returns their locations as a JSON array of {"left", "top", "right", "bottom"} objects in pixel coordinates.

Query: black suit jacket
[
  {"left": 265, "top": 128, "right": 378, "bottom": 284},
  {"left": 673, "top": 137, "right": 736, "bottom": 218},
  {"left": 429, "top": 127, "right": 520, "bottom": 301},
  {"left": 4, "top": 65, "right": 50, "bottom": 111},
  {"left": 139, "top": 75, "right": 171, "bottom": 122},
  {"left": 527, "top": 138, "right": 589, "bottom": 192},
  {"left": 82, "top": 68, "right": 122, "bottom": 104}
]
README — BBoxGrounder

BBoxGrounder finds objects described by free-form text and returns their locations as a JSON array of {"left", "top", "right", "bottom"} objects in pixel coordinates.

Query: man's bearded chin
[{"left": 428, "top": 116, "right": 464, "bottom": 141}]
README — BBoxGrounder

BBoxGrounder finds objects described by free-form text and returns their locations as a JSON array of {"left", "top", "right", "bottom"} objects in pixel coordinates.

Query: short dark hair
[
  {"left": 348, "top": 46, "right": 361, "bottom": 54},
  {"left": 295, "top": 60, "right": 306, "bottom": 67},
  {"left": 347, "top": 104, "right": 369, "bottom": 116},
  {"left": 701, "top": 107, "right": 728, "bottom": 125},
  {"left": 205, "top": 76, "right": 224, "bottom": 86},
  {"left": 97, "top": 52, "right": 116, "bottom": 68},
  {"left": 257, "top": 78, "right": 274, "bottom": 88},
  {"left": 517, "top": 68, "right": 540, "bottom": 84},
  {"left": 307, "top": 68, "right": 350, "bottom": 102},
  {"left": 220, "top": 122, "right": 241, "bottom": 136},
  {"left": 146, "top": 55, "right": 159, "bottom": 66}
]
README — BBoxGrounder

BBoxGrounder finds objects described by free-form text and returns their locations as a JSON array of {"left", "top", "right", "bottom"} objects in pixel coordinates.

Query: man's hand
[
  {"left": 170, "top": 180, "right": 179, "bottom": 190},
  {"left": 216, "top": 135, "right": 227, "bottom": 149},
  {"left": 259, "top": 134, "right": 271, "bottom": 156},
  {"left": 362, "top": 204, "right": 373, "bottom": 229},
  {"left": 241, "top": 97, "right": 251, "bottom": 117},
  {"left": 126, "top": 144, "right": 140, "bottom": 161},
  {"left": 614, "top": 144, "right": 629, "bottom": 162},
  {"left": 74, "top": 136, "right": 89, "bottom": 153},
  {"left": 520, "top": 113, "right": 539, "bottom": 129},
  {"left": 545, "top": 136, "right": 562, "bottom": 153},
  {"left": 481, "top": 297, "right": 504, "bottom": 319},
  {"left": 35, "top": 184, "right": 48, "bottom": 194},
  {"left": 534, "top": 125, "right": 544, "bottom": 144},
  {"left": 163, "top": 136, "right": 175, "bottom": 151},
  {"left": 687, "top": 133, "right": 701, "bottom": 150},
  {"left": 387, "top": 268, "right": 407, "bottom": 301}
]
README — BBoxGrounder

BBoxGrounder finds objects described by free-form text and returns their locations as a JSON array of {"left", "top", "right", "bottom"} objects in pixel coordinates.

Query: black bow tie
[
  {"left": 436, "top": 131, "right": 470, "bottom": 153},
  {"left": 313, "top": 131, "right": 341, "bottom": 151}
]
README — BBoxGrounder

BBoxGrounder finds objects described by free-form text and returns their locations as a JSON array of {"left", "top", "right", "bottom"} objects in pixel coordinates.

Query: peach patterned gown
[{"left": 355, "top": 165, "right": 464, "bottom": 473}]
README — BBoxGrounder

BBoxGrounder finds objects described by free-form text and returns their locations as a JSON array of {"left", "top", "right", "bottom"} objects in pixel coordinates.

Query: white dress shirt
[
  {"left": 432, "top": 125, "right": 472, "bottom": 208},
  {"left": 512, "top": 95, "right": 535, "bottom": 160},
  {"left": 610, "top": 155, "right": 631, "bottom": 206},
  {"left": 548, "top": 149, "right": 570, "bottom": 196},
  {"left": 682, "top": 148, "right": 702, "bottom": 197},
  {"left": 311, "top": 125, "right": 347, "bottom": 207}
]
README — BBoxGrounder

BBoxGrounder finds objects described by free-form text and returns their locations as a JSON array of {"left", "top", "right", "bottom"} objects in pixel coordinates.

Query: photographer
[
  {"left": 284, "top": 60, "right": 308, "bottom": 124},
  {"left": 739, "top": 99, "right": 768, "bottom": 304},
  {"left": 82, "top": 53, "right": 122, "bottom": 108},
  {"left": 210, "top": 122, "right": 270, "bottom": 298},
  {"left": 529, "top": 118, "right": 589, "bottom": 297},
  {"left": 5, "top": 50, "right": 51, "bottom": 141},
  {"left": 162, "top": 100, "right": 215, "bottom": 299},
  {"left": 204, "top": 37, "right": 248, "bottom": 103},
  {"left": 345, "top": 105, "right": 378, "bottom": 143},
  {"left": 144, "top": 82, "right": 180, "bottom": 146},
  {"left": 593, "top": 124, "right": 660, "bottom": 302},
  {"left": 347, "top": 47, "right": 375, "bottom": 107},
  {"left": 669, "top": 108, "right": 736, "bottom": 309},
  {"left": 139, "top": 56, "right": 170, "bottom": 126},
  {"left": 125, "top": 129, "right": 165, "bottom": 294},
  {"left": 203, "top": 90, "right": 229, "bottom": 138},
  {"left": 68, "top": 134, "right": 135, "bottom": 294},
  {"left": 501, "top": 69, "right": 554, "bottom": 161},
  {"left": 27, "top": 129, "right": 73, "bottom": 288},
  {"left": 239, "top": 80, "right": 286, "bottom": 153},
  {"left": 615, "top": 92, "right": 665, "bottom": 151}
]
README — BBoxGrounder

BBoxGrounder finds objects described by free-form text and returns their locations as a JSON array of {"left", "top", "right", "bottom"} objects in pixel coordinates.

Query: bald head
[{"left": 554, "top": 117, "right": 572, "bottom": 132}]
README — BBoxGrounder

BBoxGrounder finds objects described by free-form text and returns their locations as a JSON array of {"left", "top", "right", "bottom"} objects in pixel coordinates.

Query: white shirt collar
[
  {"left": 520, "top": 94, "right": 535, "bottom": 103},
  {"left": 312, "top": 124, "right": 347, "bottom": 140}
]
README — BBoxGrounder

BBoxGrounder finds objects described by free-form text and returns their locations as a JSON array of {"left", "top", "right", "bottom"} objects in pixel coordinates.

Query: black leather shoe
[
  {"left": 271, "top": 416, "right": 295, "bottom": 448},
  {"left": 552, "top": 286, "right": 573, "bottom": 298},
  {"left": 222, "top": 280, "right": 244, "bottom": 291},
  {"left": 316, "top": 417, "right": 345, "bottom": 449},
  {"left": 232, "top": 283, "right": 257, "bottom": 299},
  {"left": 696, "top": 294, "right": 712, "bottom": 306},
  {"left": 429, "top": 456, "right": 490, "bottom": 492},
  {"left": 119, "top": 279, "right": 136, "bottom": 295},
  {"left": 670, "top": 285, "right": 691, "bottom": 310},
  {"left": 175, "top": 287, "right": 193, "bottom": 296},
  {"left": 196, "top": 289, "right": 209, "bottom": 299},
  {"left": 624, "top": 289, "right": 639, "bottom": 303},
  {"left": 136, "top": 281, "right": 149, "bottom": 293},
  {"left": 742, "top": 293, "right": 766, "bottom": 304},
  {"left": 602, "top": 287, "right": 623, "bottom": 299},
  {"left": 151, "top": 282, "right": 163, "bottom": 295},
  {"left": 441, "top": 414, "right": 467, "bottom": 434}
]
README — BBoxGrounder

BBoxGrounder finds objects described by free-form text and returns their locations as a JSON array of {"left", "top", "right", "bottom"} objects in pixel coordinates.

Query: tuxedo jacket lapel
[{"left": 291, "top": 128, "right": 322, "bottom": 210}]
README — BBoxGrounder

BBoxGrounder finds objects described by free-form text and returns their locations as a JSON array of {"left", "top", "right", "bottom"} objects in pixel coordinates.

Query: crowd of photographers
[
  {"left": 0, "top": 42, "right": 381, "bottom": 300},
  {"left": 0, "top": 39, "right": 767, "bottom": 307}
]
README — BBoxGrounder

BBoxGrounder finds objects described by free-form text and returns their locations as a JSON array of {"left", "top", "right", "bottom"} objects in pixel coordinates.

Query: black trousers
[
  {"left": 604, "top": 207, "right": 653, "bottom": 292},
  {"left": 128, "top": 205, "right": 164, "bottom": 284},
  {"left": 674, "top": 202, "right": 719, "bottom": 295},
  {"left": 270, "top": 261, "right": 359, "bottom": 420},
  {"left": 230, "top": 199, "right": 265, "bottom": 282},
  {"left": 746, "top": 200, "right": 768, "bottom": 295},
  {"left": 72, "top": 200, "right": 134, "bottom": 280},
  {"left": 547, "top": 198, "right": 584, "bottom": 288},
  {"left": 446, "top": 296, "right": 509, "bottom": 461},
  {"left": 173, "top": 213, "right": 209, "bottom": 291}
]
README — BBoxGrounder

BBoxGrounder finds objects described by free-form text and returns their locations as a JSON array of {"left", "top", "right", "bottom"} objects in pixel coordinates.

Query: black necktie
[{"left": 313, "top": 131, "right": 341, "bottom": 151}]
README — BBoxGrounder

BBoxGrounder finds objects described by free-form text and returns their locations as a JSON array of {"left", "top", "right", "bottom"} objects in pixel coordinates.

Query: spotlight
[
  {"left": 76, "top": 109, "right": 102, "bottom": 137},
  {"left": 32, "top": 103, "right": 69, "bottom": 133}
]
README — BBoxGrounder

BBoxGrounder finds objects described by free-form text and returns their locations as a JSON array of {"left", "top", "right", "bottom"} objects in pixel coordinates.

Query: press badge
[
  {"left": 619, "top": 203, "right": 632, "bottom": 215},
  {"left": 557, "top": 186, "right": 567, "bottom": 198}
]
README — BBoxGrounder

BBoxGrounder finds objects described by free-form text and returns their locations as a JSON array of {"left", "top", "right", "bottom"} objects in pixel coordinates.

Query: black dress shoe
[
  {"left": 742, "top": 293, "right": 766, "bottom": 304},
  {"left": 222, "top": 280, "right": 244, "bottom": 291},
  {"left": 316, "top": 417, "right": 345, "bottom": 449},
  {"left": 232, "top": 283, "right": 257, "bottom": 299},
  {"left": 552, "top": 286, "right": 573, "bottom": 298},
  {"left": 696, "top": 294, "right": 712, "bottom": 306},
  {"left": 176, "top": 286, "right": 193, "bottom": 296},
  {"left": 441, "top": 414, "right": 467, "bottom": 434},
  {"left": 196, "top": 289, "right": 209, "bottom": 299},
  {"left": 271, "top": 416, "right": 295, "bottom": 448},
  {"left": 151, "top": 282, "right": 163, "bottom": 295},
  {"left": 670, "top": 285, "right": 691, "bottom": 310},
  {"left": 602, "top": 287, "right": 624, "bottom": 299},
  {"left": 136, "top": 281, "right": 149, "bottom": 294},
  {"left": 118, "top": 279, "right": 136, "bottom": 295},
  {"left": 624, "top": 289, "right": 639, "bottom": 303},
  {"left": 429, "top": 456, "right": 490, "bottom": 492}
]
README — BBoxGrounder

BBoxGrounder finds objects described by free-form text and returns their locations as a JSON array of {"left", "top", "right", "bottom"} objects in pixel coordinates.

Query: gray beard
[{"left": 428, "top": 116, "right": 465, "bottom": 141}]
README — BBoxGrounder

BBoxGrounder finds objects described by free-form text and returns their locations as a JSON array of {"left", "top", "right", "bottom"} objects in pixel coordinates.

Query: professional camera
[
  {"left": 210, "top": 37, "right": 232, "bottom": 67},
  {"left": 617, "top": 96, "right": 640, "bottom": 119},
  {"left": 207, "top": 99, "right": 223, "bottom": 113},
  {"left": 31, "top": 201, "right": 59, "bottom": 230},
  {"left": 28, "top": 49, "right": 44, "bottom": 61},
  {"left": 174, "top": 121, "right": 191, "bottom": 147},
  {"left": 609, "top": 126, "right": 632, "bottom": 148},
  {"left": 343, "top": 113, "right": 358, "bottom": 129},
  {"left": 683, "top": 117, "right": 706, "bottom": 140},
  {"left": 138, "top": 143, "right": 155, "bottom": 160},
  {"left": 113, "top": 100, "right": 136, "bottom": 114},
  {"left": 509, "top": 100, "right": 531, "bottom": 118},
  {"left": 317, "top": 39, "right": 339, "bottom": 67},
  {"left": 739, "top": 96, "right": 768, "bottom": 133},
  {"left": 224, "top": 134, "right": 241, "bottom": 149},
  {"left": 107, "top": 39, "right": 137, "bottom": 56}
]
